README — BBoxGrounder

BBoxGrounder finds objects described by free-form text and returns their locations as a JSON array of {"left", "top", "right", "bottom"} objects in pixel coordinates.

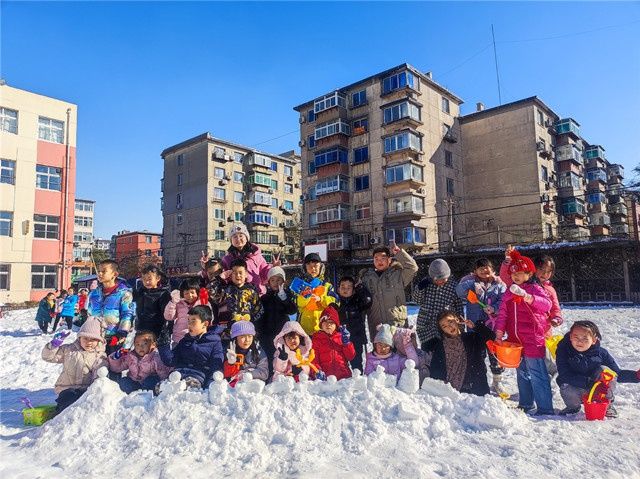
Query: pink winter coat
[
  {"left": 221, "top": 244, "right": 271, "bottom": 295},
  {"left": 364, "top": 352, "right": 407, "bottom": 379},
  {"left": 164, "top": 299, "right": 209, "bottom": 345},
  {"left": 493, "top": 282, "right": 552, "bottom": 359},
  {"left": 108, "top": 349, "right": 173, "bottom": 383},
  {"left": 272, "top": 321, "right": 313, "bottom": 379}
]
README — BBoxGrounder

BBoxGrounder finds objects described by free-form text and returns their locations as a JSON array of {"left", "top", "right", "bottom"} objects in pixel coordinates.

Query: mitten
[
  {"left": 316, "top": 371, "right": 326, "bottom": 381},
  {"left": 170, "top": 289, "right": 181, "bottom": 303},
  {"left": 339, "top": 325, "right": 350, "bottom": 345},
  {"left": 112, "top": 348, "right": 128, "bottom": 360},
  {"left": 509, "top": 284, "right": 526, "bottom": 297},
  {"left": 277, "top": 345, "right": 289, "bottom": 361},
  {"left": 291, "top": 365, "right": 302, "bottom": 376},
  {"left": 50, "top": 330, "right": 71, "bottom": 348},
  {"left": 277, "top": 284, "right": 287, "bottom": 301},
  {"left": 226, "top": 344, "right": 237, "bottom": 365},
  {"left": 636, "top": 369, "right": 640, "bottom": 380}
]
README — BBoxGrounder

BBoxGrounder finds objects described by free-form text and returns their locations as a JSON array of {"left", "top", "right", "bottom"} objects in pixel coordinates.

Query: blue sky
[{"left": 2, "top": 1, "right": 639, "bottom": 238}]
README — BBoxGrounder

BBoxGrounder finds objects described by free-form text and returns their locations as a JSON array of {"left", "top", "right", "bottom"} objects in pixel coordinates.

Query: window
[
  {"left": 446, "top": 178, "right": 455, "bottom": 196},
  {"left": 355, "top": 175, "right": 370, "bottom": 191},
  {"left": 271, "top": 197, "right": 278, "bottom": 208},
  {"left": 145, "top": 249, "right": 152, "bottom": 256},
  {"left": 38, "top": 116, "right": 64, "bottom": 143},
  {"left": 284, "top": 200, "right": 294, "bottom": 211},
  {"left": 74, "top": 232, "right": 93, "bottom": 242},
  {"left": 352, "top": 89, "right": 367, "bottom": 107},
  {"left": 176, "top": 193, "right": 183, "bottom": 207},
  {"left": 214, "top": 146, "right": 226, "bottom": 157},
  {"left": 233, "top": 171, "right": 244, "bottom": 183},
  {"left": 382, "top": 71, "right": 415, "bottom": 94},
  {"left": 0, "top": 211, "right": 12, "bottom": 236},
  {"left": 177, "top": 213, "right": 183, "bottom": 224},
  {"left": 307, "top": 109, "right": 315, "bottom": 123},
  {"left": 177, "top": 154, "right": 184, "bottom": 166},
  {"left": 214, "top": 230, "right": 225, "bottom": 240},
  {"left": 31, "top": 265, "right": 57, "bottom": 289},
  {"left": 0, "top": 107, "right": 18, "bottom": 134},
  {"left": 1, "top": 159, "right": 15, "bottom": 184},
  {"left": 314, "top": 92, "right": 346, "bottom": 113},
  {"left": 546, "top": 223, "right": 553, "bottom": 238},
  {"left": 34, "top": 214, "right": 59, "bottom": 239},
  {"left": 383, "top": 101, "right": 420, "bottom": 124},
  {"left": 541, "top": 166, "right": 548, "bottom": 182},
  {"left": 441, "top": 97, "right": 450, "bottom": 114},
  {"left": 75, "top": 202, "right": 93, "bottom": 212},
  {"left": 324, "top": 233, "right": 350, "bottom": 250},
  {"left": 315, "top": 205, "right": 349, "bottom": 223},
  {"left": 74, "top": 216, "right": 93, "bottom": 227},
  {"left": 308, "top": 160, "right": 316, "bottom": 175},
  {"left": 355, "top": 204, "right": 370, "bottom": 220},
  {"left": 284, "top": 183, "right": 294, "bottom": 194},
  {"left": 383, "top": 131, "right": 421, "bottom": 154},
  {"left": 314, "top": 176, "right": 348, "bottom": 196},
  {"left": 445, "top": 150, "right": 453, "bottom": 167},
  {"left": 386, "top": 226, "right": 426, "bottom": 244},
  {"left": 213, "top": 188, "right": 226, "bottom": 201},
  {"left": 214, "top": 209, "right": 226, "bottom": 220},
  {"left": 234, "top": 152, "right": 245, "bottom": 163},
  {"left": 247, "top": 211, "right": 275, "bottom": 225},
  {"left": 387, "top": 196, "right": 424, "bottom": 215},
  {"left": 385, "top": 164, "right": 423, "bottom": 184},
  {"left": 270, "top": 161, "right": 278, "bottom": 172},
  {"left": 247, "top": 172, "right": 277, "bottom": 188},
  {"left": 177, "top": 173, "right": 183, "bottom": 186},
  {"left": 537, "top": 109, "right": 544, "bottom": 126},
  {"left": 314, "top": 147, "right": 348, "bottom": 168},
  {"left": 214, "top": 168, "right": 225, "bottom": 179},
  {"left": 353, "top": 233, "right": 370, "bottom": 248},
  {"left": 234, "top": 212, "right": 245, "bottom": 222},
  {"left": 250, "top": 191, "right": 272, "bottom": 205},
  {"left": 315, "top": 120, "right": 351, "bottom": 140},
  {"left": 36, "top": 165, "right": 62, "bottom": 191},
  {"left": 0, "top": 264, "right": 9, "bottom": 290},
  {"left": 284, "top": 165, "right": 293, "bottom": 177},
  {"left": 234, "top": 191, "right": 244, "bottom": 203},
  {"left": 352, "top": 117, "right": 368, "bottom": 134},
  {"left": 353, "top": 146, "right": 369, "bottom": 165},
  {"left": 309, "top": 213, "right": 317, "bottom": 226},
  {"left": 308, "top": 135, "right": 316, "bottom": 148}
]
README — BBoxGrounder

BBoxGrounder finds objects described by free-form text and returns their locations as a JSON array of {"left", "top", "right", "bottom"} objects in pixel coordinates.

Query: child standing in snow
[
  {"left": 337, "top": 276, "right": 372, "bottom": 373},
  {"left": 35, "top": 292, "right": 56, "bottom": 334},
  {"left": 52, "top": 290, "right": 68, "bottom": 332},
  {"left": 133, "top": 265, "right": 172, "bottom": 338},
  {"left": 494, "top": 250, "right": 553, "bottom": 415},
  {"left": 41, "top": 318, "right": 108, "bottom": 413},
  {"left": 55, "top": 286, "right": 78, "bottom": 331},
  {"left": 294, "top": 252, "right": 337, "bottom": 336},
  {"left": 272, "top": 320, "right": 314, "bottom": 381},
  {"left": 311, "top": 305, "right": 355, "bottom": 381},
  {"left": 108, "top": 330, "right": 172, "bottom": 393},
  {"left": 223, "top": 321, "right": 269, "bottom": 386},
  {"left": 163, "top": 277, "right": 208, "bottom": 347},
  {"left": 364, "top": 324, "right": 416, "bottom": 381},
  {"left": 74, "top": 288, "right": 90, "bottom": 327},
  {"left": 556, "top": 321, "right": 640, "bottom": 418},
  {"left": 200, "top": 257, "right": 225, "bottom": 319}
]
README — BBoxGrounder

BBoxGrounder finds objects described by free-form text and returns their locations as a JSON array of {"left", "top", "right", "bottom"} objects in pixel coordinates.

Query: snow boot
[
  {"left": 491, "top": 374, "right": 510, "bottom": 398},
  {"left": 559, "top": 406, "right": 581, "bottom": 416},
  {"left": 184, "top": 377, "right": 202, "bottom": 390},
  {"left": 605, "top": 404, "right": 618, "bottom": 418}
]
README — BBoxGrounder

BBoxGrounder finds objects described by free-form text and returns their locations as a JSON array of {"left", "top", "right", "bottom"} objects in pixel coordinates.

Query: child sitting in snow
[
  {"left": 364, "top": 324, "right": 415, "bottom": 381},
  {"left": 556, "top": 320, "right": 640, "bottom": 418},
  {"left": 158, "top": 305, "right": 224, "bottom": 389},
  {"left": 272, "top": 320, "right": 314, "bottom": 381},
  {"left": 422, "top": 311, "right": 495, "bottom": 396},
  {"left": 163, "top": 277, "right": 209, "bottom": 347},
  {"left": 108, "top": 330, "right": 173, "bottom": 393},
  {"left": 311, "top": 305, "right": 355, "bottom": 381},
  {"left": 41, "top": 318, "right": 108, "bottom": 413},
  {"left": 223, "top": 321, "right": 269, "bottom": 386}
]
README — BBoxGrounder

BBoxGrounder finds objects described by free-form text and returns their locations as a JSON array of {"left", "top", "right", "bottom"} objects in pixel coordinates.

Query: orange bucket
[
  {"left": 583, "top": 397, "right": 609, "bottom": 421},
  {"left": 486, "top": 340, "right": 523, "bottom": 368}
]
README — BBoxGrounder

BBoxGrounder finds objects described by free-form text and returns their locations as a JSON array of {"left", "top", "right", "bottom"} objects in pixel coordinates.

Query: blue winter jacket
[
  {"left": 455, "top": 274, "right": 506, "bottom": 324},
  {"left": 61, "top": 294, "right": 79, "bottom": 317},
  {"left": 159, "top": 329, "right": 224, "bottom": 388},
  {"left": 556, "top": 333, "right": 639, "bottom": 389},
  {"left": 87, "top": 280, "right": 134, "bottom": 338}
]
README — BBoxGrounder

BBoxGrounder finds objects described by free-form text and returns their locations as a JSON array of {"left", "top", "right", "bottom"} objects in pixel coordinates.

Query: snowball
[{"left": 96, "top": 366, "right": 108, "bottom": 379}]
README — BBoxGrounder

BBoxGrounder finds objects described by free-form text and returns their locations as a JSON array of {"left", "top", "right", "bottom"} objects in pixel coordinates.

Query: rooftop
[{"left": 460, "top": 96, "right": 559, "bottom": 123}]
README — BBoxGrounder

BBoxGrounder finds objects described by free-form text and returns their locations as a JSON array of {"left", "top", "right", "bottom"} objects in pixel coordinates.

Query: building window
[
  {"left": 284, "top": 165, "right": 293, "bottom": 177},
  {"left": 36, "top": 165, "right": 62, "bottom": 191},
  {"left": 214, "top": 146, "right": 226, "bottom": 157},
  {"left": 233, "top": 171, "right": 244, "bottom": 183},
  {"left": 308, "top": 135, "right": 316, "bottom": 148},
  {"left": 214, "top": 230, "right": 225, "bottom": 240},
  {"left": 31, "top": 265, "right": 57, "bottom": 289},
  {"left": 355, "top": 175, "right": 370, "bottom": 191},
  {"left": 234, "top": 191, "right": 244, "bottom": 203},
  {"left": 34, "top": 214, "right": 59, "bottom": 239},
  {"left": 383, "top": 101, "right": 421, "bottom": 124},
  {"left": 546, "top": 223, "right": 553, "bottom": 238},
  {"left": 176, "top": 193, "right": 183, "bottom": 207},
  {"left": 352, "top": 89, "right": 367, "bottom": 107},
  {"left": 386, "top": 226, "right": 426, "bottom": 244},
  {"left": 213, "top": 188, "right": 226, "bottom": 201},
  {"left": 247, "top": 172, "right": 277, "bottom": 188},
  {"left": 537, "top": 109, "right": 544, "bottom": 126},
  {"left": 383, "top": 132, "right": 421, "bottom": 154},
  {"left": 446, "top": 178, "right": 455, "bottom": 196},
  {"left": 386, "top": 163, "right": 423, "bottom": 184},
  {"left": 314, "top": 147, "right": 348, "bottom": 168},
  {"left": 386, "top": 196, "right": 424, "bottom": 215},
  {"left": 1, "top": 159, "right": 16, "bottom": 185},
  {"left": 74, "top": 216, "right": 93, "bottom": 227},
  {"left": 38, "top": 116, "right": 64, "bottom": 144},
  {"left": 250, "top": 191, "right": 272, "bottom": 206},
  {"left": 284, "top": 200, "right": 294, "bottom": 211},
  {"left": 177, "top": 173, "right": 183, "bottom": 186},
  {"left": 0, "top": 264, "right": 10, "bottom": 290},
  {"left": 234, "top": 152, "right": 244, "bottom": 163},
  {"left": 308, "top": 160, "right": 316, "bottom": 175},
  {"left": 315, "top": 175, "right": 348, "bottom": 196},
  {"left": 441, "top": 97, "right": 450, "bottom": 114},
  {"left": 214, "top": 167, "right": 225, "bottom": 179},
  {"left": 382, "top": 71, "right": 415, "bottom": 94},
  {"left": 315, "top": 205, "right": 349, "bottom": 223},
  {"left": 0, "top": 107, "right": 18, "bottom": 134},
  {"left": 352, "top": 117, "right": 368, "bottom": 134},
  {"left": 353, "top": 233, "right": 370, "bottom": 248},
  {"left": 325, "top": 233, "right": 350, "bottom": 251},
  {"left": 75, "top": 202, "right": 93, "bottom": 212},
  {"left": 355, "top": 204, "right": 370, "bottom": 220},
  {"left": 0, "top": 211, "right": 12, "bottom": 236},
  {"left": 176, "top": 213, "right": 183, "bottom": 225},
  {"left": 247, "top": 211, "right": 275, "bottom": 225},
  {"left": 177, "top": 154, "right": 184, "bottom": 166},
  {"left": 284, "top": 183, "right": 294, "bottom": 194},
  {"left": 314, "top": 92, "right": 346, "bottom": 114},
  {"left": 315, "top": 120, "right": 351, "bottom": 140},
  {"left": 309, "top": 213, "right": 317, "bottom": 226},
  {"left": 445, "top": 150, "right": 453, "bottom": 168},
  {"left": 271, "top": 197, "right": 279, "bottom": 208},
  {"left": 270, "top": 161, "right": 278, "bottom": 172},
  {"left": 353, "top": 146, "right": 369, "bottom": 165},
  {"left": 541, "top": 165, "right": 549, "bottom": 182},
  {"left": 234, "top": 212, "right": 245, "bottom": 221},
  {"left": 307, "top": 109, "right": 315, "bottom": 122},
  {"left": 145, "top": 235, "right": 152, "bottom": 243},
  {"left": 145, "top": 249, "right": 152, "bottom": 256}
]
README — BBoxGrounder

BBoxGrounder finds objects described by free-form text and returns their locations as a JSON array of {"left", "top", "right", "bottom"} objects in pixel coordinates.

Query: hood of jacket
[{"left": 273, "top": 321, "right": 312, "bottom": 356}]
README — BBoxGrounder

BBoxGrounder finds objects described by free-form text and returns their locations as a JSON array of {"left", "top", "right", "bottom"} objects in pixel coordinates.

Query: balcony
[
  {"left": 384, "top": 163, "right": 425, "bottom": 190},
  {"left": 382, "top": 100, "right": 423, "bottom": 131},
  {"left": 382, "top": 130, "right": 423, "bottom": 159},
  {"left": 611, "top": 223, "right": 630, "bottom": 235},
  {"left": 585, "top": 156, "right": 605, "bottom": 171},
  {"left": 590, "top": 224, "right": 610, "bottom": 237},
  {"left": 609, "top": 203, "right": 628, "bottom": 217},
  {"left": 608, "top": 164, "right": 624, "bottom": 181},
  {"left": 585, "top": 168, "right": 607, "bottom": 188},
  {"left": 561, "top": 199, "right": 587, "bottom": 217},
  {"left": 584, "top": 145, "right": 606, "bottom": 161},
  {"left": 381, "top": 70, "right": 420, "bottom": 99},
  {"left": 589, "top": 212, "right": 611, "bottom": 226},
  {"left": 561, "top": 225, "right": 590, "bottom": 241},
  {"left": 386, "top": 196, "right": 425, "bottom": 220},
  {"left": 313, "top": 92, "right": 347, "bottom": 123},
  {"left": 555, "top": 144, "right": 583, "bottom": 165},
  {"left": 554, "top": 118, "right": 581, "bottom": 139},
  {"left": 246, "top": 153, "right": 274, "bottom": 173},
  {"left": 608, "top": 183, "right": 625, "bottom": 197},
  {"left": 586, "top": 191, "right": 607, "bottom": 205}
]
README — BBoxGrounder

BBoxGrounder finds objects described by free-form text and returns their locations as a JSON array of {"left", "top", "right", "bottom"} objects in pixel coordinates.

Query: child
[
  {"left": 414, "top": 258, "right": 464, "bottom": 345},
  {"left": 52, "top": 290, "right": 67, "bottom": 332},
  {"left": 108, "top": 330, "right": 173, "bottom": 393},
  {"left": 364, "top": 324, "right": 416, "bottom": 381},
  {"left": 273, "top": 320, "right": 314, "bottom": 381},
  {"left": 87, "top": 260, "right": 134, "bottom": 354},
  {"left": 163, "top": 277, "right": 208, "bottom": 346},
  {"left": 55, "top": 286, "right": 78, "bottom": 330},
  {"left": 311, "top": 305, "right": 355, "bottom": 380},
  {"left": 73, "top": 288, "right": 90, "bottom": 327},
  {"left": 423, "top": 311, "right": 495, "bottom": 396},
  {"left": 35, "top": 292, "right": 56, "bottom": 334},
  {"left": 223, "top": 321, "right": 269, "bottom": 385},
  {"left": 337, "top": 276, "right": 372, "bottom": 372},
  {"left": 133, "top": 265, "right": 172, "bottom": 338},
  {"left": 294, "top": 252, "right": 337, "bottom": 336},
  {"left": 201, "top": 257, "right": 225, "bottom": 319},
  {"left": 158, "top": 305, "right": 224, "bottom": 389},
  {"left": 556, "top": 321, "right": 640, "bottom": 417},
  {"left": 41, "top": 318, "right": 107, "bottom": 413},
  {"left": 455, "top": 258, "right": 507, "bottom": 395},
  {"left": 257, "top": 266, "right": 298, "bottom": 379},
  {"left": 494, "top": 250, "right": 553, "bottom": 415}
]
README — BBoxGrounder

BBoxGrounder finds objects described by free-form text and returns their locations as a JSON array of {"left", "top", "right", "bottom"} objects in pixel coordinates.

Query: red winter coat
[{"left": 311, "top": 330, "right": 355, "bottom": 380}]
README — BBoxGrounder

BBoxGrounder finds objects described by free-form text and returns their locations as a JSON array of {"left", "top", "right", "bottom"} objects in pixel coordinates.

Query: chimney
[
  {"left": 425, "top": 71, "right": 432, "bottom": 79},
  {"left": 476, "top": 102, "right": 485, "bottom": 112}
]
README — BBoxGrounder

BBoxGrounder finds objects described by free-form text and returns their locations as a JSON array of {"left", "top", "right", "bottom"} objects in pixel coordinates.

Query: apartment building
[
  {"left": 293, "top": 64, "right": 464, "bottom": 259},
  {"left": 0, "top": 82, "right": 77, "bottom": 303},
  {"left": 160, "top": 134, "right": 302, "bottom": 273},
  {"left": 93, "top": 238, "right": 110, "bottom": 251},
  {"left": 113, "top": 230, "right": 162, "bottom": 277},
  {"left": 72, "top": 198, "right": 95, "bottom": 279}
]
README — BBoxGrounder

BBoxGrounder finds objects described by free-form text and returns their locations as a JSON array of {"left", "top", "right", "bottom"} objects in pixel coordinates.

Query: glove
[
  {"left": 115, "top": 330, "right": 128, "bottom": 343},
  {"left": 226, "top": 344, "right": 237, "bottom": 365},
  {"left": 277, "top": 345, "right": 289, "bottom": 361},
  {"left": 50, "top": 330, "right": 71, "bottom": 348},
  {"left": 636, "top": 369, "right": 640, "bottom": 380},
  {"left": 316, "top": 371, "right": 326, "bottom": 381},
  {"left": 170, "top": 289, "right": 181, "bottom": 303},
  {"left": 277, "top": 284, "right": 287, "bottom": 301},
  {"left": 339, "top": 325, "right": 350, "bottom": 345},
  {"left": 509, "top": 284, "right": 526, "bottom": 297},
  {"left": 112, "top": 348, "right": 128, "bottom": 360},
  {"left": 401, "top": 329, "right": 413, "bottom": 345},
  {"left": 291, "top": 365, "right": 302, "bottom": 376},
  {"left": 474, "top": 283, "right": 484, "bottom": 297}
]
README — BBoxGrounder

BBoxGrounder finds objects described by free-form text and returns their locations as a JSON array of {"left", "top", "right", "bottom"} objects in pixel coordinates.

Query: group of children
[{"left": 40, "top": 222, "right": 640, "bottom": 418}]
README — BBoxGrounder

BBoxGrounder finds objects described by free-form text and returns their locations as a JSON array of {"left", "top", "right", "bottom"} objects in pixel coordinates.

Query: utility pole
[
  {"left": 178, "top": 232, "right": 192, "bottom": 272},
  {"left": 446, "top": 198, "right": 454, "bottom": 252}
]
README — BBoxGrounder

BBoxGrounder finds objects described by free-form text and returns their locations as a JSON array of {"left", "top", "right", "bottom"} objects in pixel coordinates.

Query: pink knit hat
[{"left": 78, "top": 317, "right": 105, "bottom": 342}]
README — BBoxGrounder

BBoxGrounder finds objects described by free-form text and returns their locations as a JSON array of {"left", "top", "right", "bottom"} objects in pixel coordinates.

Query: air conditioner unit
[
  {"left": 294, "top": 183, "right": 300, "bottom": 188},
  {"left": 417, "top": 187, "right": 425, "bottom": 194},
  {"left": 224, "top": 173, "right": 232, "bottom": 180},
  {"left": 213, "top": 151, "right": 224, "bottom": 160},
  {"left": 279, "top": 222, "right": 286, "bottom": 228},
  {"left": 227, "top": 216, "right": 234, "bottom": 222},
  {"left": 370, "top": 237, "right": 381, "bottom": 245},
  {"left": 268, "top": 188, "right": 274, "bottom": 194},
  {"left": 219, "top": 179, "right": 228, "bottom": 186},
  {"left": 536, "top": 141, "right": 545, "bottom": 151},
  {"left": 545, "top": 119, "right": 555, "bottom": 128},
  {"left": 298, "top": 140, "right": 306, "bottom": 148},
  {"left": 558, "top": 215, "right": 565, "bottom": 222},
  {"left": 287, "top": 175, "right": 294, "bottom": 181},
  {"left": 299, "top": 116, "right": 306, "bottom": 124},
  {"left": 219, "top": 221, "right": 225, "bottom": 227}
]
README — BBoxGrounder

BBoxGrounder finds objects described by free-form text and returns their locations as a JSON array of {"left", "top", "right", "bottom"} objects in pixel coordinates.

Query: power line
[{"left": 498, "top": 19, "right": 640, "bottom": 44}]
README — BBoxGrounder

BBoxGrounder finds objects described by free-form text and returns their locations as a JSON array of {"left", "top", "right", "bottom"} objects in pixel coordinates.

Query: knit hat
[
  {"left": 429, "top": 259, "right": 451, "bottom": 281},
  {"left": 228, "top": 222, "right": 250, "bottom": 240},
  {"left": 267, "top": 266, "right": 286, "bottom": 281},
  {"left": 373, "top": 324, "right": 394, "bottom": 346},
  {"left": 230, "top": 320, "right": 256, "bottom": 339},
  {"left": 508, "top": 250, "right": 536, "bottom": 274},
  {"left": 319, "top": 305, "right": 340, "bottom": 328},
  {"left": 303, "top": 252, "right": 322, "bottom": 264},
  {"left": 78, "top": 317, "right": 104, "bottom": 343}
]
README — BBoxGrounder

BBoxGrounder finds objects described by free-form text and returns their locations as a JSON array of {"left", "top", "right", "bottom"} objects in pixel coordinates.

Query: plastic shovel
[{"left": 466, "top": 290, "right": 488, "bottom": 308}]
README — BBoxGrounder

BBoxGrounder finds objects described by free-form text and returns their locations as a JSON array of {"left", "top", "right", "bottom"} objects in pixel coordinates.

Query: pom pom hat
[
  {"left": 508, "top": 250, "right": 536, "bottom": 274},
  {"left": 319, "top": 305, "right": 341, "bottom": 328}
]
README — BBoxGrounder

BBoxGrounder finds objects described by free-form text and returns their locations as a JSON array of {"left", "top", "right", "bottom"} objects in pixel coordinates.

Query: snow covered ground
[{"left": 1, "top": 307, "right": 639, "bottom": 479}]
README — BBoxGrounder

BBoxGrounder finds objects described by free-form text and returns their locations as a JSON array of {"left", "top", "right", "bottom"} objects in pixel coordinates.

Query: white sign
[{"left": 304, "top": 243, "right": 328, "bottom": 262}]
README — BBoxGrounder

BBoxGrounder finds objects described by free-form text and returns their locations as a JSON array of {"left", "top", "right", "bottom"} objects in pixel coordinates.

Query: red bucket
[{"left": 583, "top": 398, "right": 609, "bottom": 421}]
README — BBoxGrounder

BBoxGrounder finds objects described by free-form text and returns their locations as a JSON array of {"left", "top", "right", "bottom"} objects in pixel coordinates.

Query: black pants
[
  {"left": 486, "top": 346, "right": 505, "bottom": 375},
  {"left": 53, "top": 315, "right": 73, "bottom": 331},
  {"left": 56, "top": 388, "right": 86, "bottom": 413},
  {"left": 37, "top": 319, "right": 50, "bottom": 333},
  {"left": 349, "top": 338, "right": 366, "bottom": 373}
]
